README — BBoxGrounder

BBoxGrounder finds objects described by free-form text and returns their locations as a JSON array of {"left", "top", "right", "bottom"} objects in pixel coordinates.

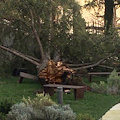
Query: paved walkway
[{"left": 102, "top": 103, "right": 120, "bottom": 120}]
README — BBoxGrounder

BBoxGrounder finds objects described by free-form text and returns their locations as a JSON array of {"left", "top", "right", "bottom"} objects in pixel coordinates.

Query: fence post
[{"left": 57, "top": 87, "right": 63, "bottom": 105}]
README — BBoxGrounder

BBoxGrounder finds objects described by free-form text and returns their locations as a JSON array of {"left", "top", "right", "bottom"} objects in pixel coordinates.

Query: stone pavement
[{"left": 102, "top": 103, "right": 120, "bottom": 120}]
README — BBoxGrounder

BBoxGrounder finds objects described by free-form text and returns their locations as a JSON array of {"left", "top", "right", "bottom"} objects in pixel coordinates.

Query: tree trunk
[
  {"left": 104, "top": 0, "right": 114, "bottom": 33},
  {"left": 37, "top": 52, "right": 51, "bottom": 73},
  {"left": 113, "top": 6, "right": 117, "bottom": 28}
]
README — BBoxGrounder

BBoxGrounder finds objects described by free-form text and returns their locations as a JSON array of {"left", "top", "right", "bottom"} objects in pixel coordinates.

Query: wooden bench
[
  {"left": 18, "top": 72, "right": 39, "bottom": 83},
  {"left": 88, "top": 72, "right": 120, "bottom": 82},
  {"left": 43, "top": 84, "right": 85, "bottom": 100}
]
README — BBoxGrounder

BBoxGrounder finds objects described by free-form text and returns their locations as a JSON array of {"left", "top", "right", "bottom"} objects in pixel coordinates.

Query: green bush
[
  {"left": 107, "top": 69, "right": 120, "bottom": 87},
  {"left": 7, "top": 93, "right": 76, "bottom": 120},
  {"left": 107, "top": 69, "right": 120, "bottom": 95},
  {"left": 0, "top": 99, "right": 14, "bottom": 120},
  {"left": 0, "top": 99, "right": 14, "bottom": 114},
  {"left": 91, "top": 81, "right": 107, "bottom": 93},
  {"left": 22, "top": 93, "right": 55, "bottom": 109},
  {"left": 92, "top": 69, "right": 120, "bottom": 95},
  {"left": 76, "top": 113, "right": 95, "bottom": 120},
  {"left": 99, "top": 81, "right": 107, "bottom": 93},
  {"left": 0, "top": 54, "right": 12, "bottom": 78},
  {"left": 0, "top": 112, "right": 6, "bottom": 120},
  {"left": 91, "top": 82, "right": 99, "bottom": 92}
]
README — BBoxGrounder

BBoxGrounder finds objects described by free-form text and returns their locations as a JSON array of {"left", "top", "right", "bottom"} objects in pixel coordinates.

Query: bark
[
  {"left": 53, "top": 51, "right": 61, "bottom": 62},
  {"left": 24, "top": 55, "right": 40, "bottom": 63},
  {"left": 37, "top": 52, "right": 50, "bottom": 73}
]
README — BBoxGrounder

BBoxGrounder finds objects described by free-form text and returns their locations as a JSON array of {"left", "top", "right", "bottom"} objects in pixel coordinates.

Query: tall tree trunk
[
  {"left": 113, "top": 6, "right": 117, "bottom": 28},
  {"left": 104, "top": 0, "right": 114, "bottom": 33}
]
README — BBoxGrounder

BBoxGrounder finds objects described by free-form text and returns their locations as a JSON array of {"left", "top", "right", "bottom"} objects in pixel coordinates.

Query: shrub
[
  {"left": 0, "top": 98, "right": 14, "bottom": 114},
  {"left": 44, "top": 104, "right": 76, "bottom": 120},
  {"left": 7, "top": 102, "right": 47, "bottom": 120},
  {"left": 107, "top": 69, "right": 120, "bottom": 87},
  {"left": 91, "top": 82, "right": 99, "bottom": 92},
  {"left": 0, "top": 99, "right": 14, "bottom": 120},
  {"left": 92, "top": 69, "right": 120, "bottom": 95},
  {"left": 99, "top": 81, "right": 107, "bottom": 93},
  {"left": 59, "top": 105, "right": 76, "bottom": 120},
  {"left": 7, "top": 103, "right": 35, "bottom": 120},
  {"left": 91, "top": 81, "right": 107, "bottom": 93},
  {"left": 22, "top": 93, "right": 55, "bottom": 109},
  {"left": 107, "top": 69, "right": 120, "bottom": 95},
  {"left": 7, "top": 93, "right": 76, "bottom": 120},
  {"left": 76, "top": 113, "right": 95, "bottom": 120},
  {"left": 0, "top": 112, "right": 6, "bottom": 120},
  {"left": 44, "top": 104, "right": 60, "bottom": 120}
]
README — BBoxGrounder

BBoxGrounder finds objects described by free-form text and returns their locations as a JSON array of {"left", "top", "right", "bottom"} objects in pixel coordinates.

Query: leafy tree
[{"left": 0, "top": 0, "right": 86, "bottom": 74}]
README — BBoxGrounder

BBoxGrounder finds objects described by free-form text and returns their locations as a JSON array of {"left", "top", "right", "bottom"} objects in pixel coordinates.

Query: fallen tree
[
  {"left": 0, "top": 44, "right": 117, "bottom": 73},
  {"left": 0, "top": 0, "right": 119, "bottom": 82},
  {"left": 0, "top": 43, "right": 117, "bottom": 92}
]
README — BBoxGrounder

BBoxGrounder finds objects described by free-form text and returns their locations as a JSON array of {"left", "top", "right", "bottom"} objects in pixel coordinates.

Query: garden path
[{"left": 102, "top": 103, "right": 120, "bottom": 120}]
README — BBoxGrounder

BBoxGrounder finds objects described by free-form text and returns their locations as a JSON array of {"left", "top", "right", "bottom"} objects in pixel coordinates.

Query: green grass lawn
[
  {"left": 0, "top": 77, "right": 41, "bottom": 102},
  {"left": 0, "top": 76, "right": 120, "bottom": 120},
  {"left": 52, "top": 91, "right": 120, "bottom": 119}
]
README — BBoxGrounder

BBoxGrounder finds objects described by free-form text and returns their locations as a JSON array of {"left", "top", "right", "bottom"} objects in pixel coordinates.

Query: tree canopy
[{"left": 0, "top": 0, "right": 88, "bottom": 73}]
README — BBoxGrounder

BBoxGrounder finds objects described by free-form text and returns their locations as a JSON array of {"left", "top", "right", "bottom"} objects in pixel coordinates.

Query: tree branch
[
  {"left": 98, "top": 65, "right": 113, "bottom": 69},
  {"left": 66, "top": 63, "right": 91, "bottom": 67},
  {"left": 9, "top": 47, "right": 40, "bottom": 62},
  {"left": 71, "top": 53, "right": 116, "bottom": 70},
  {"left": 29, "top": 9, "right": 45, "bottom": 59},
  {"left": 0, "top": 45, "right": 40, "bottom": 66}
]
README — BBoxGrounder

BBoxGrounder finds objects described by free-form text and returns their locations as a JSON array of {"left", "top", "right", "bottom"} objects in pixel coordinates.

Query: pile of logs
[{"left": 39, "top": 60, "right": 74, "bottom": 84}]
